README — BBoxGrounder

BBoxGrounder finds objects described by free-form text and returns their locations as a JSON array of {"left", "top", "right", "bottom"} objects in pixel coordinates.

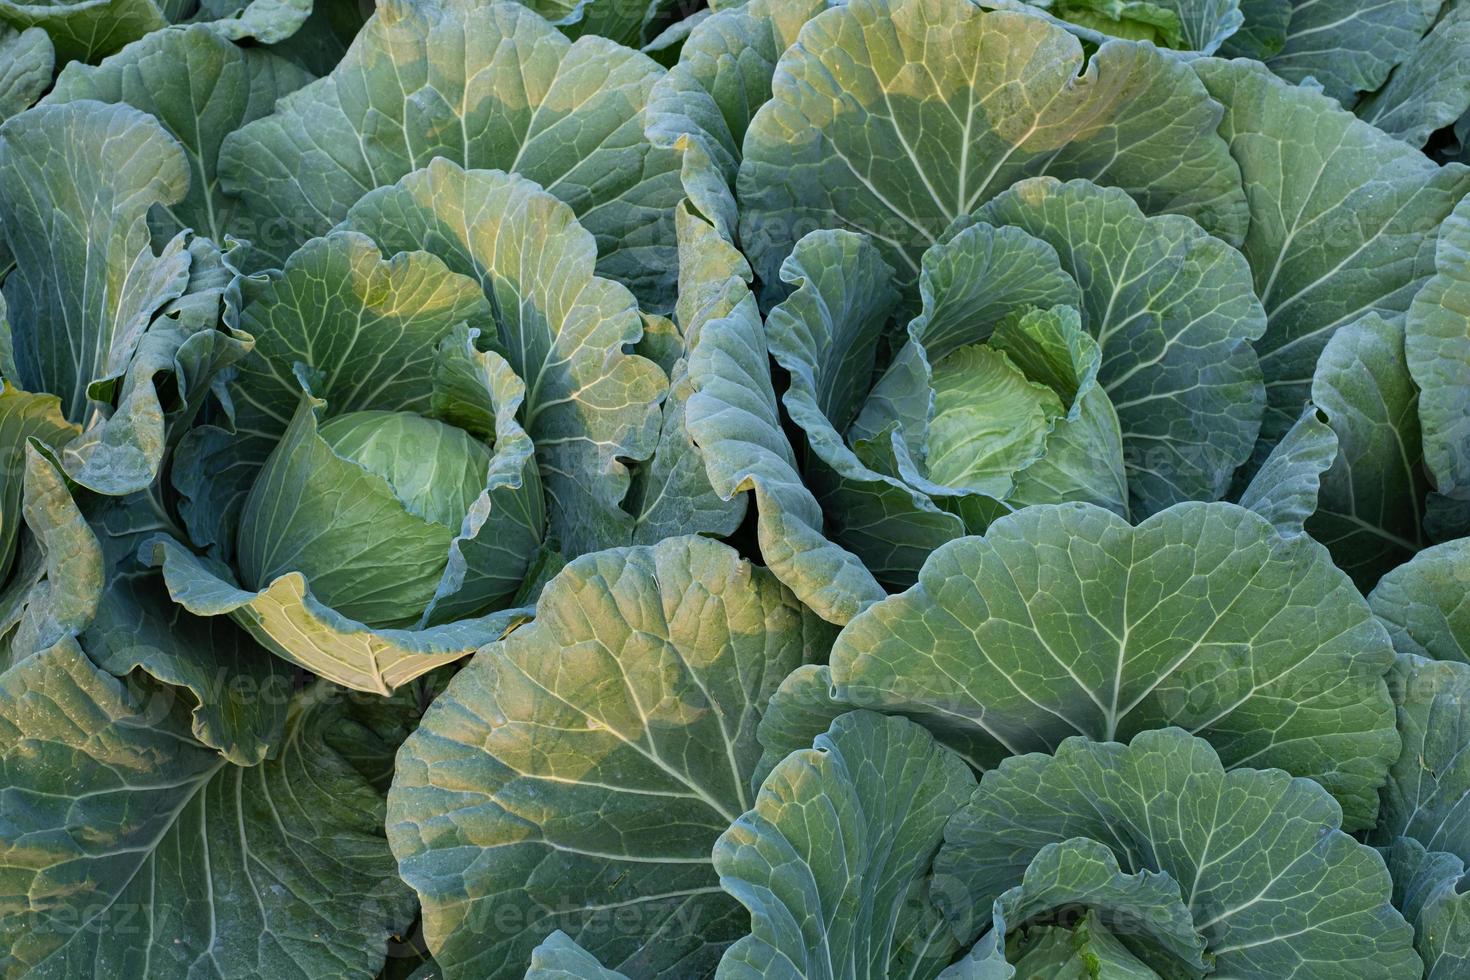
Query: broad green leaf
[
  {"left": 0, "top": 0, "right": 166, "bottom": 62},
  {"left": 1383, "top": 838, "right": 1470, "bottom": 980},
  {"left": 646, "top": 0, "right": 828, "bottom": 174},
  {"left": 0, "top": 26, "right": 50, "bottom": 122},
  {"left": 0, "top": 100, "right": 193, "bottom": 495},
  {"left": 1356, "top": 1, "right": 1470, "bottom": 147},
  {"left": 341, "top": 162, "right": 665, "bottom": 556},
  {"left": 973, "top": 178, "right": 1266, "bottom": 515},
  {"left": 189, "top": 0, "right": 312, "bottom": 42},
  {"left": 82, "top": 486, "right": 291, "bottom": 767},
  {"left": 0, "top": 641, "right": 417, "bottom": 978},
  {"left": 1306, "top": 314, "right": 1428, "bottom": 589},
  {"left": 1372, "top": 654, "right": 1470, "bottom": 862},
  {"left": 387, "top": 535, "right": 834, "bottom": 978},
  {"left": 521, "top": 0, "right": 677, "bottom": 47},
  {"left": 1192, "top": 57, "right": 1470, "bottom": 454},
  {"left": 526, "top": 933, "right": 629, "bottom": 980},
  {"left": 934, "top": 729, "right": 1421, "bottom": 976},
  {"left": 827, "top": 500, "right": 1398, "bottom": 831},
  {"left": 1266, "top": 0, "right": 1439, "bottom": 106},
  {"left": 1217, "top": 0, "right": 1289, "bottom": 57},
  {"left": 682, "top": 222, "right": 886, "bottom": 625},
  {"left": 738, "top": 0, "right": 1248, "bottom": 295},
  {"left": 45, "top": 25, "right": 313, "bottom": 245},
  {"left": 1236, "top": 403, "right": 1336, "bottom": 538},
  {"left": 1406, "top": 192, "right": 1470, "bottom": 535},
  {"left": 219, "top": 0, "right": 687, "bottom": 307},
  {"left": 1370, "top": 538, "right": 1470, "bottom": 664},
  {"left": 1007, "top": 0, "right": 1243, "bottom": 53},
  {"left": 713, "top": 711, "right": 976, "bottom": 979}
]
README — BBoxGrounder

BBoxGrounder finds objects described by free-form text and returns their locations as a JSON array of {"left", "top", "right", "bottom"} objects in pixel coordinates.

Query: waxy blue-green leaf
[
  {"left": 681, "top": 220, "right": 887, "bottom": 625},
  {"left": 934, "top": 729, "right": 1421, "bottom": 976},
  {"left": 1265, "top": 0, "right": 1440, "bottom": 106},
  {"left": 1372, "top": 655, "right": 1470, "bottom": 862},
  {"left": 0, "top": 0, "right": 166, "bottom": 62},
  {"left": 66, "top": 474, "right": 292, "bottom": 768},
  {"left": 0, "top": 641, "right": 416, "bottom": 979},
  {"left": 1383, "top": 838, "right": 1470, "bottom": 980},
  {"left": 0, "top": 100, "right": 193, "bottom": 496},
  {"left": 1370, "top": 538, "right": 1470, "bottom": 664},
  {"left": 972, "top": 178, "right": 1266, "bottom": 515},
  {"left": 45, "top": 25, "right": 313, "bottom": 245},
  {"left": 219, "top": 0, "right": 687, "bottom": 307},
  {"left": 739, "top": 0, "right": 1248, "bottom": 296},
  {"left": 1236, "top": 403, "right": 1336, "bottom": 539},
  {"left": 714, "top": 711, "right": 975, "bottom": 979},
  {"left": 1217, "top": 0, "right": 1289, "bottom": 58},
  {"left": 1307, "top": 314, "right": 1428, "bottom": 589},
  {"left": 823, "top": 500, "right": 1399, "bottom": 831},
  {"left": 526, "top": 933, "right": 630, "bottom": 980},
  {"left": 387, "top": 535, "right": 834, "bottom": 979},
  {"left": 1407, "top": 192, "right": 1470, "bottom": 538},
  {"left": 341, "top": 162, "right": 665, "bottom": 556},
  {"left": 0, "top": 26, "right": 50, "bottom": 122},
  {"left": 1355, "top": 1, "right": 1470, "bottom": 147},
  {"left": 1191, "top": 57, "right": 1470, "bottom": 455},
  {"left": 982, "top": 907, "right": 1159, "bottom": 979}
]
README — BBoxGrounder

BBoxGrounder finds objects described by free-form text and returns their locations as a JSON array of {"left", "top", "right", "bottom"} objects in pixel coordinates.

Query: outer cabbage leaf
[
  {"left": 1406, "top": 192, "right": 1470, "bottom": 537},
  {"left": 0, "top": 640, "right": 416, "bottom": 978},
  {"left": 45, "top": 25, "right": 313, "bottom": 245},
  {"left": 82, "top": 487, "right": 292, "bottom": 767},
  {"left": 933, "top": 728, "right": 1421, "bottom": 976},
  {"left": 713, "top": 711, "right": 975, "bottom": 979},
  {"left": 1306, "top": 314, "right": 1428, "bottom": 589},
  {"left": 682, "top": 216, "right": 887, "bottom": 625},
  {"left": 0, "top": 0, "right": 166, "bottom": 62},
  {"left": 1355, "top": 1, "right": 1470, "bottom": 147},
  {"left": 387, "top": 535, "right": 834, "bottom": 978},
  {"left": 1265, "top": 0, "right": 1439, "bottom": 106},
  {"left": 1370, "top": 538, "right": 1470, "bottom": 664},
  {"left": 0, "top": 100, "right": 193, "bottom": 496},
  {"left": 1216, "top": 0, "right": 1289, "bottom": 58},
  {"left": 1236, "top": 403, "right": 1335, "bottom": 538},
  {"left": 1383, "top": 838, "right": 1470, "bottom": 980},
  {"left": 822, "top": 500, "right": 1398, "bottom": 831},
  {"left": 1191, "top": 57, "right": 1470, "bottom": 455},
  {"left": 340, "top": 162, "right": 665, "bottom": 556},
  {"left": 525, "top": 932, "right": 630, "bottom": 980},
  {"left": 1372, "top": 654, "right": 1470, "bottom": 862},
  {"left": 739, "top": 0, "right": 1248, "bottom": 295},
  {"left": 645, "top": 0, "right": 827, "bottom": 178},
  {"left": 0, "top": 26, "right": 50, "bottom": 122},
  {"left": 219, "top": 0, "right": 686, "bottom": 307}
]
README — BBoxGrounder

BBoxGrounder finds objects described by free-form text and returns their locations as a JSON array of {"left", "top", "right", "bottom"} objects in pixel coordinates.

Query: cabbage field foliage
[{"left": 1, "top": 0, "right": 1470, "bottom": 976}]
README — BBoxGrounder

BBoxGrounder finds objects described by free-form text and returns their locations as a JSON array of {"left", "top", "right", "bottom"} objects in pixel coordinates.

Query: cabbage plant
[{"left": 0, "top": 0, "right": 1468, "bottom": 977}]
